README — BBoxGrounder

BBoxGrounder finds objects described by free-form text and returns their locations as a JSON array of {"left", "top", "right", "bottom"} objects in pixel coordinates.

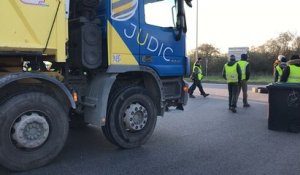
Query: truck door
[
  {"left": 108, "top": 0, "right": 140, "bottom": 67},
  {"left": 139, "top": 0, "right": 186, "bottom": 77}
]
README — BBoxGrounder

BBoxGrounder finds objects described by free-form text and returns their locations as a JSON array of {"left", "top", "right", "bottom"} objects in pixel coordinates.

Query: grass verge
[{"left": 185, "top": 75, "right": 273, "bottom": 85}]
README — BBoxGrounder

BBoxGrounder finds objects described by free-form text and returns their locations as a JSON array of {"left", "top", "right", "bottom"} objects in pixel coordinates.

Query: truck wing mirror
[
  {"left": 175, "top": 0, "right": 188, "bottom": 41},
  {"left": 175, "top": 15, "right": 186, "bottom": 41},
  {"left": 185, "top": 0, "right": 193, "bottom": 7}
]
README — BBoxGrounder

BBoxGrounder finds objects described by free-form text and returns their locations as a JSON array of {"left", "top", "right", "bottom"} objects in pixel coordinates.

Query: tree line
[{"left": 188, "top": 32, "right": 300, "bottom": 75}]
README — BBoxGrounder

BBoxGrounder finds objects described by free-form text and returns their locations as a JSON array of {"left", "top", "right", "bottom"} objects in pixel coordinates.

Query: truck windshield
[{"left": 144, "top": 0, "right": 177, "bottom": 28}]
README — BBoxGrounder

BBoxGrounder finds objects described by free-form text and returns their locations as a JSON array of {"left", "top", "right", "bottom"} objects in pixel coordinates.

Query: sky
[{"left": 185, "top": 0, "right": 300, "bottom": 53}]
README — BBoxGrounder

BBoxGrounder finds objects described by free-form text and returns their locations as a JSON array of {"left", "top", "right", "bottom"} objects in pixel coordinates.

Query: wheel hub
[
  {"left": 12, "top": 112, "right": 50, "bottom": 149},
  {"left": 124, "top": 103, "right": 148, "bottom": 131}
]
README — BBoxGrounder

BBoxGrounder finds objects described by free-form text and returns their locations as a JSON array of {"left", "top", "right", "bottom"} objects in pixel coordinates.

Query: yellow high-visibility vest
[
  {"left": 275, "top": 65, "right": 283, "bottom": 82},
  {"left": 287, "top": 65, "right": 300, "bottom": 83},
  {"left": 225, "top": 63, "right": 238, "bottom": 83},
  {"left": 237, "top": 60, "right": 249, "bottom": 80},
  {"left": 193, "top": 63, "right": 203, "bottom": 80}
]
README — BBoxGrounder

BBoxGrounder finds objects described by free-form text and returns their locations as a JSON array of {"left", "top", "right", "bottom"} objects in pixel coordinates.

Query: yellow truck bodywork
[{"left": 0, "top": 0, "right": 67, "bottom": 62}]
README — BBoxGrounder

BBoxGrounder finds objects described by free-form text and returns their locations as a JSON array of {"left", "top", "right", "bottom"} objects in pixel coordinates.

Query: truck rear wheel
[
  {"left": 103, "top": 87, "right": 157, "bottom": 148},
  {"left": 0, "top": 92, "right": 69, "bottom": 171}
]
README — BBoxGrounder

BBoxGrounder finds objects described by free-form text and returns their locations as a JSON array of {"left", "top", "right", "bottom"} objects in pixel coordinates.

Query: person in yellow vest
[
  {"left": 274, "top": 55, "right": 287, "bottom": 82},
  {"left": 281, "top": 54, "right": 300, "bottom": 83},
  {"left": 222, "top": 55, "right": 242, "bottom": 113},
  {"left": 188, "top": 57, "right": 209, "bottom": 98},
  {"left": 237, "top": 53, "right": 250, "bottom": 107},
  {"left": 273, "top": 58, "right": 281, "bottom": 76}
]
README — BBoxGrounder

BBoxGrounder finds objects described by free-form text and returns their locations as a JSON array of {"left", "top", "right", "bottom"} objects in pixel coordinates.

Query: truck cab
[{"left": 0, "top": 0, "right": 191, "bottom": 171}]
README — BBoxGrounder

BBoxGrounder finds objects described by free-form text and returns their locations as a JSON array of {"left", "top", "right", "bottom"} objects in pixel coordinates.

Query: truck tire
[
  {"left": 101, "top": 120, "right": 117, "bottom": 145},
  {"left": 103, "top": 87, "right": 157, "bottom": 148},
  {"left": 102, "top": 85, "right": 134, "bottom": 145},
  {"left": 0, "top": 92, "right": 69, "bottom": 171}
]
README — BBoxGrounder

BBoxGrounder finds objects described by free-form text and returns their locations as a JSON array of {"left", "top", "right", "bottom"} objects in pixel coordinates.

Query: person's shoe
[
  {"left": 231, "top": 107, "right": 237, "bottom": 113},
  {"left": 189, "top": 94, "right": 196, "bottom": 98},
  {"left": 176, "top": 104, "right": 184, "bottom": 111},
  {"left": 243, "top": 103, "right": 250, "bottom": 107},
  {"left": 165, "top": 106, "right": 169, "bottom": 112},
  {"left": 203, "top": 93, "right": 209, "bottom": 97}
]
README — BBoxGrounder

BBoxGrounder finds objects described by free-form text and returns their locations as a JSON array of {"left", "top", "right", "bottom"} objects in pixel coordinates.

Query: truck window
[{"left": 144, "top": 0, "right": 176, "bottom": 28}]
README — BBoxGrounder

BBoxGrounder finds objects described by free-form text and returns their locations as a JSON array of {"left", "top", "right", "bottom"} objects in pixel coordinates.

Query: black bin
[{"left": 267, "top": 83, "right": 300, "bottom": 133}]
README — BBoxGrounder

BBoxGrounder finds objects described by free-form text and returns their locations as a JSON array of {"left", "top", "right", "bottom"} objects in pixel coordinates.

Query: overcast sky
[{"left": 185, "top": 0, "right": 300, "bottom": 53}]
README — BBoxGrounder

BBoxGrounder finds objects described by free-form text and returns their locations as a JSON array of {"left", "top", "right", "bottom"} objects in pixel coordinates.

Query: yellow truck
[{"left": 0, "top": 0, "right": 192, "bottom": 171}]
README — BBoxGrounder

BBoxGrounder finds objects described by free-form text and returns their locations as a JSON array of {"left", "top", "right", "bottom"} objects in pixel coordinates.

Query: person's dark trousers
[
  {"left": 228, "top": 83, "right": 239, "bottom": 108},
  {"left": 238, "top": 80, "right": 249, "bottom": 105},
  {"left": 188, "top": 79, "right": 206, "bottom": 95}
]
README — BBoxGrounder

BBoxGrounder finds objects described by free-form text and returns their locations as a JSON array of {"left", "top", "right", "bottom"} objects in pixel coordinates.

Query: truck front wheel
[
  {"left": 0, "top": 92, "right": 69, "bottom": 171},
  {"left": 103, "top": 87, "right": 157, "bottom": 148}
]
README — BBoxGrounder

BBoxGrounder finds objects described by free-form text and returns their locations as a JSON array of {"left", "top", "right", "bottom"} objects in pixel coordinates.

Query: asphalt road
[{"left": 1, "top": 83, "right": 300, "bottom": 175}]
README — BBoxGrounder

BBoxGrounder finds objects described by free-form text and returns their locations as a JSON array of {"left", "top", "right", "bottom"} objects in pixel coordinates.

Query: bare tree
[
  {"left": 292, "top": 36, "right": 300, "bottom": 53},
  {"left": 198, "top": 43, "right": 220, "bottom": 59},
  {"left": 276, "top": 32, "right": 295, "bottom": 55},
  {"left": 264, "top": 39, "right": 281, "bottom": 59},
  {"left": 188, "top": 43, "right": 220, "bottom": 61},
  {"left": 186, "top": 32, "right": 300, "bottom": 75}
]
